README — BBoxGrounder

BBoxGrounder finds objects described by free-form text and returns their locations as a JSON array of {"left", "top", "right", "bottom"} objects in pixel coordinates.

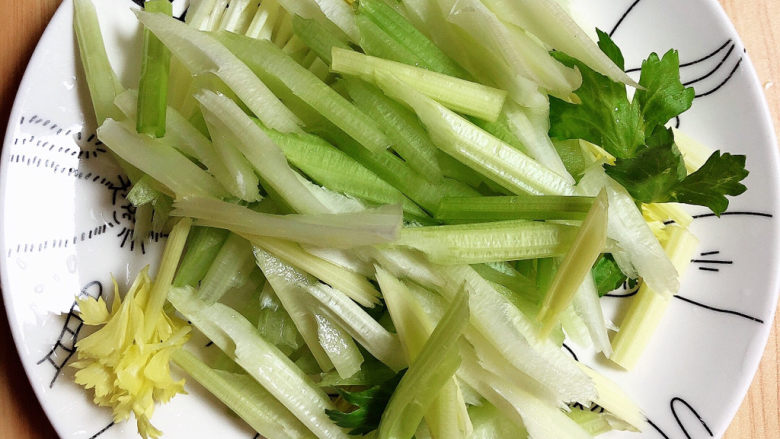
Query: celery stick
[
  {"left": 560, "top": 304, "right": 592, "bottom": 348},
  {"left": 197, "top": 234, "right": 255, "bottom": 304},
  {"left": 272, "top": 11, "right": 294, "bottom": 46},
  {"left": 472, "top": 263, "right": 537, "bottom": 298},
  {"left": 469, "top": 113, "right": 529, "bottom": 155},
  {"left": 376, "top": 73, "right": 575, "bottom": 196},
  {"left": 217, "top": 0, "right": 257, "bottom": 33},
  {"left": 302, "top": 247, "right": 374, "bottom": 278},
  {"left": 357, "top": 247, "right": 446, "bottom": 291},
  {"left": 151, "top": 193, "right": 173, "bottom": 233},
  {"left": 135, "top": 10, "right": 303, "bottom": 133},
  {"left": 282, "top": 35, "right": 309, "bottom": 65},
  {"left": 377, "top": 289, "right": 469, "bottom": 439},
  {"left": 672, "top": 128, "right": 713, "bottom": 173},
  {"left": 437, "top": 195, "right": 594, "bottom": 222},
  {"left": 97, "top": 119, "right": 229, "bottom": 199},
  {"left": 133, "top": 203, "right": 153, "bottom": 246},
  {"left": 308, "top": 58, "right": 330, "bottom": 81},
  {"left": 567, "top": 407, "right": 613, "bottom": 436},
  {"left": 359, "top": 0, "right": 467, "bottom": 77},
  {"left": 610, "top": 226, "right": 699, "bottom": 369},
  {"left": 572, "top": 273, "right": 612, "bottom": 355},
  {"left": 246, "top": 0, "right": 281, "bottom": 40},
  {"left": 355, "top": 14, "right": 424, "bottom": 67},
  {"left": 553, "top": 139, "right": 596, "bottom": 178},
  {"left": 292, "top": 15, "right": 350, "bottom": 65},
  {"left": 311, "top": 0, "right": 360, "bottom": 42},
  {"left": 206, "top": 0, "right": 229, "bottom": 30},
  {"left": 193, "top": 90, "right": 327, "bottom": 214},
  {"left": 136, "top": 1, "right": 172, "bottom": 137},
  {"left": 397, "top": 220, "right": 580, "bottom": 265},
  {"left": 168, "top": 287, "right": 350, "bottom": 439},
  {"left": 469, "top": 403, "right": 528, "bottom": 439},
  {"left": 257, "top": 282, "right": 304, "bottom": 354},
  {"left": 314, "top": 313, "right": 365, "bottom": 379},
  {"left": 537, "top": 190, "right": 608, "bottom": 336},
  {"left": 174, "top": 226, "right": 230, "bottom": 287},
  {"left": 332, "top": 48, "right": 507, "bottom": 122},
  {"left": 171, "top": 349, "right": 315, "bottom": 439},
  {"left": 642, "top": 202, "right": 693, "bottom": 229},
  {"left": 344, "top": 79, "right": 443, "bottom": 182},
  {"left": 250, "top": 236, "right": 381, "bottom": 307},
  {"left": 172, "top": 197, "right": 401, "bottom": 248},
  {"left": 127, "top": 175, "right": 164, "bottom": 206},
  {"left": 144, "top": 217, "right": 192, "bottom": 337},
  {"left": 215, "top": 32, "right": 391, "bottom": 154},
  {"left": 578, "top": 365, "right": 645, "bottom": 431}
]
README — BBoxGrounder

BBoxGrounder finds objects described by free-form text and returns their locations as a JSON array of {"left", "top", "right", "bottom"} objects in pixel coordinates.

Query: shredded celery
[
  {"left": 136, "top": 1, "right": 172, "bottom": 137},
  {"left": 437, "top": 195, "right": 594, "bottom": 222}
]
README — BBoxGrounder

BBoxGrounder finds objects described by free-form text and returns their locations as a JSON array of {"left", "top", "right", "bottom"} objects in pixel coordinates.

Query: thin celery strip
[
  {"left": 642, "top": 202, "right": 694, "bottom": 229},
  {"left": 313, "top": 313, "right": 365, "bottom": 379},
  {"left": 250, "top": 236, "right": 381, "bottom": 307},
  {"left": 174, "top": 227, "right": 230, "bottom": 287},
  {"left": 471, "top": 263, "right": 537, "bottom": 298},
  {"left": 355, "top": 14, "right": 424, "bottom": 68},
  {"left": 135, "top": 10, "right": 303, "bottom": 133},
  {"left": 537, "top": 190, "right": 608, "bottom": 336},
  {"left": 197, "top": 233, "right": 255, "bottom": 304},
  {"left": 311, "top": 0, "right": 360, "bottom": 42},
  {"left": 302, "top": 247, "right": 374, "bottom": 277},
  {"left": 308, "top": 57, "right": 330, "bottom": 81},
  {"left": 332, "top": 48, "right": 506, "bottom": 122},
  {"left": 376, "top": 289, "right": 469, "bottom": 439},
  {"left": 217, "top": 0, "right": 257, "bottom": 33},
  {"left": 167, "top": 287, "right": 349, "bottom": 439},
  {"left": 578, "top": 365, "right": 645, "bottom": 431},
  {"left": 437, "top": 195, "right": 594, "bottom": 222},
  {"left": 151, "top": 194, "right": 173, "bottom": 233},
  {"left": 610, "top": 226, "right": 699, "bottom": 369},
  {"left": 171, "top": 349, "right": 315, "bottom": 439},
  {"left": 469, "top": 403, "right": 528, "bottom": 439},
  {"left": 172, "top": 197, "right": 401, "bottom": 248},
  {"left": 291, "top": 15, "right": 350, "bottom": 64},
  {"left": 97, "top": 119, "right": 229, "bottom": 199},
  {"left": 396, "top": 220, "right": 580, "bottom": 265},
  {"left": 127, "top": 175, "right": 166, "bottom": 206},
  {"left": 206, "top": 0, "right": 229, "bottom": 30},
  {"left": 470, "top": 113, "right": 529, "bottom": 156},
  {"left": 567, "top": 407, "right": 613, "bottom": 436},
  {"left": 358, "top": 0, "right": 467, "bottom": 77},
  {"left": 136, "top": 1, "right": 172, "bottom": 137},
  {"left": 553, "top": 139, "right": 596, "bottom": 178},
  {"left": 560, "top": 304, "right": 592, "bottom": 348},
  {"left": 184, "top": 0, "right": 217, "bottom": 29},
  {"left": 257, "top": 282, "right": 304, "bottom": 354},
  {"left": 375, "top": 73, "right": 575, "bottom": 196},
  {"left": 215, "top": 32, "right": 390, "bottom": 154},
  {"left": 193, "top": 90, "right": 326, "bottom": 214},
  {"left": 572, "top": 273, "right": 612, "bottom": 355},
  {"left": 282, "top": 35, "right": 310, "bottom": 65},
  {"left": 272, "top": 11, "right": 295, "bottom": 46},
  {"left": 344, "top": 79, "right": 443, "bottom": 182},
  {"left": 246, "top": 0, "right": 281, "bottom": 40}
]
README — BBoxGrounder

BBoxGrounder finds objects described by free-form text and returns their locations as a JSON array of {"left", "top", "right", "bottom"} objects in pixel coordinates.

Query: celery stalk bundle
[{"left": 71, "top": 0, "right": 749, "bottom": 438}]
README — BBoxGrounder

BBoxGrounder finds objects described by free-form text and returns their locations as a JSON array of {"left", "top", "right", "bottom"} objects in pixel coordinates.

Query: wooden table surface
[{"left": 0, "top": 1, "right": 778, "bottom": 438}]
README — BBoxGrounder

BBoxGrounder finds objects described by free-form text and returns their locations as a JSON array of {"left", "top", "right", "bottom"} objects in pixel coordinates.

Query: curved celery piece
[
  {"left": 136, "top": 1, "right": 172, "bottom": 138},
  {"left": 376, "top": 289, "right": 468, "bottom": 439},
  {"left": 172, "top": 349, "right": 315, "bottom": 439},
  {"left": 436, "top": 195, "right": 595, "bottom": 222},
  {"left": 134, "top": 10, "right": 303, "bottom": 133},
  {"left": 292, "top": 15, "right": 350, "bottom": 65},
  {"left": 375, "top": 73, "right": 575, "bottom": 196},
  {"left": 257, "top": 282, "right": 304, "bottom": 354},
  {"left": 572, "top": 273, "right": 613, "bottom": 356},
  {"left": 469, "top": 403, "right": 527, "bottom": 439},
  {"left": 97, "top": 119, "right": 229, "bottom": 199},
  {"left": 197, "top": 233, "right": 255, "bottom": 304},
  {"left": 314, "top": 314, "right": 364, "bottom": 379},
  {"left": 246, "top": 0, "right": 281, "bottom": 40},
  {"left": 396, "top": 220, "right": 580, "bottom": 265},
  {"left": 578, "top": 365, "right": 645, "bottom": 432},
  {"left": 311, "top": 0, "right": 360, "bottom": 42},
  {"left": 171, "top": 197, "right": 401, "bottom": 249},
  {"left": 168, "top": 287, "right": 350, "bottom": 439},
  {"left": 537, "top": 190, "right": 608, "bottom": 336},
  {"left": 332, "top": 48, "right": 507, "bottom": 122},
  {"left": 356, "top": 14, "right": 425, "bottom": 68},
  {"left": 217, "top": 0, "right": 257, "bottom": 33},
  {"left": 173, "top": 227, "right": 230, "bottom": 287}
]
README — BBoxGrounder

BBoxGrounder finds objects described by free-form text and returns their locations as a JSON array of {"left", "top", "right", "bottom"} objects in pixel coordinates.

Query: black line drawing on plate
[
  {"left": 648, "top": 397, "right": 714, "bottom": 439},
  {"left": 88, "top": 421, "right": 115, "bottom": 439}
]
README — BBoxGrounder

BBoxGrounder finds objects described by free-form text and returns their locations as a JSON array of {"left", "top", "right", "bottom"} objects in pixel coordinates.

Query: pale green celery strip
[
  {"left": 174, "top": 226, "right": 230, "bottom": 287},
  {"left": 151, "top": 194, "right": 173, "bottom": 233},
  {"left": 97, "top": 119, "right": 228, "bottom": 199},
  {"left": 136, "top": 1, "right": 172, "bottom": 138},
  {"left": 193, "top": 90, "right": 326, "bottom": 214},
  {"left": 167, "top": 287, "right": 349, "bottom": 439},
  {"left": 642, "top": 202, "right": 694, "bottom": 229},
  {"left": 376, "top": 289, "right": 469, "bottom": 439},
  {"left": 199, "top": 99, "right": 263, "bottom": 202},
  {"left": 308, "top": 57, "right": 329, "bottom": 81},
  {"left": 302, "top": 247, "right": 374, "bottom": 277},
  {"left": 291, "top": 15, "right": 350, "bottom": 65},
  {"left": 215, "top": 32, "right": 391, "bottom": 154},
  {"left": 553, "top": 139, "right": 596, "bottom": 178},
  {"left": 375, "top": 73, "right": 575, "bottom": 196},
  {"left": 397, "top": 220, "right": 580, "bottom": 265},
  {"left": 356, "top": 14, "right": 425, "bottom": 67},
  {"left": 344, "top": 79, "right": 443, "bottom": 182},
  {"left": 437, "top": 195, "right": 594, "bottom": 222},
  {"left": 436, "top": 150, "right": 486, "bottom": 188},
  {"left": 197, "top": 233, "right": 254, "bottom": 304},
  {"left": 257, "top": 282, "right": 304, "bottom": 354},
  {"left": 311, "top": 0, "right": 360, "bottom": 42},
  {"left": 358, "top": 0, "right": 467, "bottom": 77},
  {"left": 144, "top": 217, "right": 192, "bottom": 337},
  {"left": 559, "top": 304, "right": 592, "bottom": 348},
  {"left": 135, "top": 10, "right": 303, "bottom": 134},
  {"left": 171, "top": 349, "right": 315, "bottom": 439},
  {"left": 172, "top": 197, "right": 400, "bottom": 248},
  {"left": 185, "top": 0, "right": 217, "bottom": 29},
  {"left": 127, "top": 175, "right": 164, "bottom": 206},
  {"left": 246, "top": 0, "right": 281, "bottom": 40},
  {"left": 572, "top": 273, "right": 612, "bottom": 355},
  {"left": 355, "top": 247, "right": 446, "bottom": 291},
  {"left": 250, "top": 236, "right": 380, "bottom": 307},
  {"left": 577, "top": 365, "right": 645, "bottom": 431},
  {"left": 282, "top": 35, "right": 310, "bottom": 64},
  {"left": 217, "top": 0, "right": 256, "bottom": 33},
  {"left": 672, "top": 128, "right": 712, "bottom": 173},
  {"left": 470, "top": 112, "right": 529, "bottom": 155},
  {"left": 468, "top": 403, "right": 528, "bottom": 439},
  {"left": 272, "top": 11, "right": 294, "bottom": 46},
  {"left": 332, "top": 48, "right": 507, "bottom": 122},
  {"left": 133, "top": 203, "right": 153, "bottom": 245},
  {"left": 537, "top": 190, "right": 608, "bottom": 336},
  {"left": 471, "top": 263, "right": 537, "bottom": 298},
  {"left": 566, "top": 407, "right": 613, "bottom": 436},
  {"left": 313, "top": 314, "right": 365, "bottom": 379},
  {"left": 206, "top": 0, "right": 229, "bottom": 30},
  {"left": 610, "top": 226, "right": 698, "bottom": 370}
]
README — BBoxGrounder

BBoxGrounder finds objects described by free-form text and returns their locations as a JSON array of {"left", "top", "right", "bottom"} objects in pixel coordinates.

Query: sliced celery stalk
[
  {"left": 127, "top": 175, "right": 167, "bottom": 206},
  {"left": 377, "top": 289, "right": 469, "bottom": 439},
  {"left": 198, "top": 233, "right": 255, "bottom": 304},
  {"left": 436, "top": 195, "right": 594, "bottom": 222},
  {"left": 174, "top": 227, "right": 230, "bottom": 287},
  {"left": 578, "top": 365, "right": 645, "bottom": 431},
  {"left": 214, "top": 32, "right": 390, "bottom": 154},
  {"left": 537, "top": 190, "right": 608, "bottom": 336},
  {"left": 171, "top": 349, "right": 315, "bottom": 439},
  {"left": 302, "top": 247, "right": 374, "bottom": 278},
  {"left": 134, "top": 10, "right": 303, "bottom": 133},
  {"left": 257, "top": 282, "right": 304, "bottom": 354},
  {"left": 375, "top": 73, "right": 575, "bottom": 196},
  {"left": 560, "top": 303, "right": 592, "bottom": 348},
  {"left": 572, "top": 273, "right": 612, "bottom": 355},
  {"left": 250, "top": 236, "right": 381, "bottom": 307},
  {"left": 642, "top": 202, "right": 694, "bottom": 229},
  {"left": 97, "top": 119, "right": 229, "bottom": 199},
  {"left": 567, "top": 407, "right": 613, "bottom": 436},
  {"left": 172, "top": 197, "right": 401, "bottom": 248},
  {"left": 356, "top": 14, "right": 424, "bottom": 68},
  {"left": 332, "top": 48, "right": 507, "bottom": 122},
  {"left": 672, "top": 128, "right": 713, "bottom": 173},
  {"left": 610, "top": 226, "right": 699, "bottom": 369},
  {"left": 246, "top": 0, "right": 281, "bottom": 40},
  {"left": 311, "top": 0, "right": 360, "bottom": 42},
  {"left": 358, "top": 0, "right": 467, "bottom": 77},
  {"left": 314, "top": 313, "right": 364, "bottom": 379},
  {"left": 136, "top": 1, "right": 172, "bottom": 137},
  {"left": 344, "top": 79, "right": 443, "bottom": 182},
  {"left": 553, "top": 139, "right": 597, "bottom": 178},
  {"left": 292, "top": 15, "right": 350, "bottom": 64},
  {"left": 193, "top": 90, "right": 326, "bottom": 214},
  {"left": 469, "top": 403, "right": 528, "bottom": 439},
  {"left": 167, "top": 287, "right": 350, "bottom": 439},
  {"left": 471, "top": 263, "right": 537, "bottom": 299},
  {"left": 217, "top": 0, "right": 257, "bottom": 33},
  {"left": 272, "top": 9, "right": 295, "bottom": 46},
  {"left": 397, "top": 220, "right": 580, "bottom": 265}
]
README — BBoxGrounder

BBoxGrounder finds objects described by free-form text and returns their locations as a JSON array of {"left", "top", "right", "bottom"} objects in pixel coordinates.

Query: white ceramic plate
[{"left": 1, "top": 0, "right": 778, "bottom": 438}]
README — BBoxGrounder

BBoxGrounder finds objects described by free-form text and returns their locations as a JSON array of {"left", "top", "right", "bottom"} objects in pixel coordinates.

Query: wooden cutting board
[{"left": 0, "top": 1, "right": 777, "bottom": 437}]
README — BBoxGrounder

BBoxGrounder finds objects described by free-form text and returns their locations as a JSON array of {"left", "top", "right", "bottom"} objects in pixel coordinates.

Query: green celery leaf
[
  {"left": 635, "top": 50, "right": 695, "bottom": 129},
  {"left": 325, "top": 369, "right": 407, "bottom": 435},
  {"left": 670, "top": 151, "right": 749, "bottom": 215},
  {"left": 606, "top": 143, "right": 687, "bottom": 203},
  {"left": 645, "top": 125, "right": 675, "bottom": 148},
  {"left": 591, "top": 254, "right": 628, "bottom": 297},
  {"left": 595, "top": 29, "right": 624, "bottom": 69}
]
